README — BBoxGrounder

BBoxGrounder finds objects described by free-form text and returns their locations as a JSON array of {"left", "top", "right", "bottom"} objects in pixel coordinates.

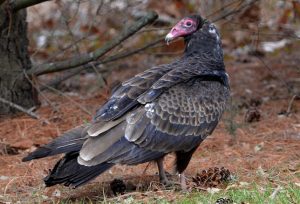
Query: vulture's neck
[{"left": 183, "top": 31, "right": 224, "bottom": 71}]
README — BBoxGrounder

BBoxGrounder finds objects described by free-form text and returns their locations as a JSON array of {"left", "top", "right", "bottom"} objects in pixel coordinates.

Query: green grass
[
  {"left": 67, "top": 183, "right": 300, "bottom": 204},
  {"left": 2, "top": 182, "right": 299, "bottom": 203},
  {"left": 162, "top": 184, "right": 300, "bottom": 204}
]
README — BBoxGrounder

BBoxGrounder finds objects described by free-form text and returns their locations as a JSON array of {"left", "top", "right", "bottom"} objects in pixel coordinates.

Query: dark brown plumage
[{"left": 23, "top": 15, "right": 230, "bottom": 190}]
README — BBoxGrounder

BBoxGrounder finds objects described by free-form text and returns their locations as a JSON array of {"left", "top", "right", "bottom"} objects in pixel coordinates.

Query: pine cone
[
  {"left": 110, "top": 179, "right": 126, "bottom": 195},
  {"left": 192, "top": 167, "right": 232, "bottom": 188},
  {"left": 215, "top": 198, "right": 233, "bottom": 204},
  {"left": 244, "top": 107, "right": 261, "bottom": 123}
]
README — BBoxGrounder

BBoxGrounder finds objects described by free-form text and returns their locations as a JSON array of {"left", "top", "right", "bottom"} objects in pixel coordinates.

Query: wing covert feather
[
  {"left": 94, "top": 64, "right": 172, "bottom": 121},
  {"left": 125, "top": 78, "right": 230, "bottom": 153}
]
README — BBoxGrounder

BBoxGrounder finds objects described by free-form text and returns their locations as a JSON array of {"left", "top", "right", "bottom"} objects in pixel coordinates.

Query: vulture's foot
[{"left": 160, "top": 178, "right": 181, "bottom": 189}]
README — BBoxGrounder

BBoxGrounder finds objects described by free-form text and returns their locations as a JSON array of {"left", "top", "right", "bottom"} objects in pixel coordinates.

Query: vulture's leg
[
  {"left": 156, "top": 157, "right": 169, "bottom": 185},
  {"left": 179, "top": 173, "right": 187, "bottom": 191},
  {"left": 175, "top": 146, "right": 199, "bottom": 190},
  {"left": 157, "top": 157, "right": 181, "bottom": 188}
]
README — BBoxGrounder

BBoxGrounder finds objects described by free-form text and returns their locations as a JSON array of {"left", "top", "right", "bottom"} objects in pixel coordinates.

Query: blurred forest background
[{"left": 0, "top": 0, "right": 299, "bottom": 203}]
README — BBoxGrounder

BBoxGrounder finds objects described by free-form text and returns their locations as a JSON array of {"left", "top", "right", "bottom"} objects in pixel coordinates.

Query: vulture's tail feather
[
  {"left": 44, "top": 152, "right": 114, "bottom": 188},
  {"left": 22, "top": 125, "right": 88, "bottom": 162}
]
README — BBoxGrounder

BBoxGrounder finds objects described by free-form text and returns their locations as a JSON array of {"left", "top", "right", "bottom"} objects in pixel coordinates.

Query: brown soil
[{"left": 0, "top": 50, "right": 299, "bottom": 203}]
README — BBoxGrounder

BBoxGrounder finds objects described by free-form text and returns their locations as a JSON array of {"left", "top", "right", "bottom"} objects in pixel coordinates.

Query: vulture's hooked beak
[
  {"left": 165, "top": 32, "right": 174, "bottom": 45},
  {"left": 165, "top": 26, "right": 184, "bottom": 45}
]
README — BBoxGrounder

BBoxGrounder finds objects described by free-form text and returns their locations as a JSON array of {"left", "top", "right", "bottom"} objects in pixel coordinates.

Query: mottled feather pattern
[
  {"left": 124, "top": 78, "right": 230, "bottom": 152},
  {"left": 151, "top": 79, "right": 229, "bottom": 137},
  {"left": 130, "top": 123, "right": 204, "bottom": 153}
]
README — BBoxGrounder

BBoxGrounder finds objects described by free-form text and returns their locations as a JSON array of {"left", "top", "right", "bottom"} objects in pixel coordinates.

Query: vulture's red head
[{"left": 165, "top": 15, "right": 204, "bottom": 44}]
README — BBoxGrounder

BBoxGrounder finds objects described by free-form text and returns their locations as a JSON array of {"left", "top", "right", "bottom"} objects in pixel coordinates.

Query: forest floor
[{"left": 0, "top": 43, "right": 299, "bottom": 203}]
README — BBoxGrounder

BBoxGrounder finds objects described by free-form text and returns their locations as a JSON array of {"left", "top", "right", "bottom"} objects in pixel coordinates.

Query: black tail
[
  {"left": 44, "top": 152, "right": 114, "bottom": 188},
  {"left": 22, "top": 125, "right": 87, "bottom": 162}
]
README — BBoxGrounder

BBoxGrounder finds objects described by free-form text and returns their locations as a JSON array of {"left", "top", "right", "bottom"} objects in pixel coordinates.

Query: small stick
[
  {"left": 286, "top": 95, "right": 299, "bottom": 115},
  {"left": 142, "top": 162, "right": 152, "bottom": 174},
  {"left": 0, "top": 96, "right": 40, "bottom": 119},
  {"left": 38, "top": 82, "right": 92, "bottom": 116},
  {"left": 269, "top": 186, "right": 283, "bottom": 200}
]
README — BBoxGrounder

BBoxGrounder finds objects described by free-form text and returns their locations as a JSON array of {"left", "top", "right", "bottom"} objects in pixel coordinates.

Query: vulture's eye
[{"left": 185, "top": 21, "right": 193, "bottom": 27}]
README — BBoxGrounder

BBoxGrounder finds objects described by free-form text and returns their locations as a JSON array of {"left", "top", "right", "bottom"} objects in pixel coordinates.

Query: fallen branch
[
  {"left": 40, "top": 37, "right": 163, "bottom": 91},
  {"left": 12, "top": 0, "right": 51, "bottom": 11},
  {"left": 28, "top": 11, "right": 158, "bottom": 76},
  {"left": 0, "top": 96, "right": 40, "bottom": 119}
]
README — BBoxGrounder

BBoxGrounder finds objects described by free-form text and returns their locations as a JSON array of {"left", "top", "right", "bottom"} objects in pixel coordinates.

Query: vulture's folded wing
[
  {"left": 138, "top": 57, "right": 228, "bottom": 104},
  {"left": 79, "top": 77, "right": 230, "bottom": 166},
  {"left": 92, "top": 56, "right": 228, "bottom": 123},
  {"left": 127, "top": 78, "right": 230, "bottom": 152},
  {"left": 93, "top": 63, "right": 173, "bottom": 122}
]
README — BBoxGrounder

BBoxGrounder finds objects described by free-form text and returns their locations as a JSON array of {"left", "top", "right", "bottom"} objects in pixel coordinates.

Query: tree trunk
[{"left": 0, "top": 6, "right": 38, "bottom": 114}]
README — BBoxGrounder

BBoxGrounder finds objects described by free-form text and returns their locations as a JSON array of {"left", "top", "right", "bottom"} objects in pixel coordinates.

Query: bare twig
[
  {"left": 256, "top": 56, "right": 293, "bottom": 94},
  {"left": 28, "top": 11, "right": 158, "bottom": 76},
  {"left": 12, "top": 0, "right": 51, "bottom": 11},
  {"left": 142, "top": 162, "right": 152, "bottom": 174},
  {"left": 211, "top": 0, "right": 259, "bottom": 22},
  {"left": 23, "top": 71, "right": 59, "bottom": 113},
  {"left": 207, "top": 0, "right": 243, "bottom": 19},
  {"left": 38, "top": 82, "right": 93, "bottom": 116},
  {"left": 39, "top": 65, "right": 89, "bottom": 91},
  {"left": 96, "top": 0, "right": 104, "bottom": 15},
  {"left": 0, "top": 96, "right": 39, "bottom": 119},
  {"left": 286, "top": 95, "right": 299, "bottom": 115},
  {"left": 269, "top": 186, "right": 283, "bottom": 200},
  {"left": 40, "top": 37, "right": 163, "bottom": 91},
  {"left": 137, "top": 26, "right": 172, "bottom": 34}
]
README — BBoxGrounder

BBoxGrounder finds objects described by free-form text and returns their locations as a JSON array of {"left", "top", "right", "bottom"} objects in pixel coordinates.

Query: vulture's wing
[
  {"left": 79, "top": 77, "right": 230, "bottom": 166},
  {"left": 92, "top": 57, "right": 227, "bottom": 122},
  {"left": 127, "top": 79, "right": 229, "bottom": 151},
  {"left": 93, "top": 63, "right": 173, "bottom": 122},
  {"left": 138, "top": 54, "right": 227, "bottom": 104}
]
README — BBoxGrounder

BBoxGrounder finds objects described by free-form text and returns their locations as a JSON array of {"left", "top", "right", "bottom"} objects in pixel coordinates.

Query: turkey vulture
[{"left": 23, "top": 15, "right": 230, "bottom": 190}]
